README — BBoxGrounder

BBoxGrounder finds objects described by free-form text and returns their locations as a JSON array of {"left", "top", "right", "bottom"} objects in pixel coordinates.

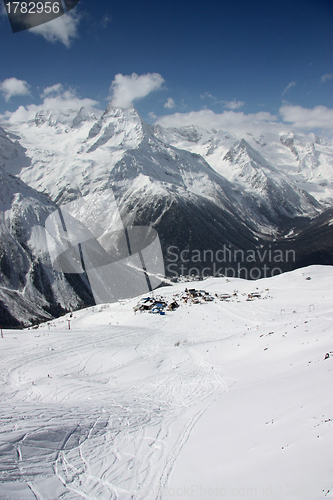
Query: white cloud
[
  {"left": 321, "top": 74, "right": 333, "bottom": 83},
  {"left": 224, "top": 99, "right": 245, "bottom": 110},
  {"left": 200, "top": 93, "right": 245, "bottom": 110},
  {"left": 40, "top": 83, "right": 63, "bottom": 98},
  {"left": 38, "top": 87, "right": 97, "bottom": 112},
  {"left": 155, "top": 105, "right": 333, "bottom": 135},
  {"left": 164, "top": 97, "right": 175, "bottom": 109},
  {"left": 200, "top": 92, "right": 217, "bottom": 100},
  {"left": 282, "top": 81, "right": 297, "bottom": 96},
  {"left": 29, "top": 12, "right": 80, "bottom": 47},
  {"left": 155, "top": 109, "right": 278, "bottom": 135},
  {"left": 200, "top": 92, "right": 224, "bottom": 105},
  {"left": 110, "top": 73, "right": 164, "bottom": 108},
  {"left": 3, "top": 88, "right": 101, "bottom": 124},
  {"left": 148, "top": 111, "right": 157, "bottom": 120},
  {"left": 279, "top": 104, "right": 333, "bottom": 132},
  {"left": 101, "top": 14, "right": 112, "bottom": 29},
  {"left": 0, "top": 78, "right": 31, "bottom": 102}
]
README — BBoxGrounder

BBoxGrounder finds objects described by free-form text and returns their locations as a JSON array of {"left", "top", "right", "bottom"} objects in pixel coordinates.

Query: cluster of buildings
[{"left": 133, "top": 287, "right": 266, "bottom": 315}]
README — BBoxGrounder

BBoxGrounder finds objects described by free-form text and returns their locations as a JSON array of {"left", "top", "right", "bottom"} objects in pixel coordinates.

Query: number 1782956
[{"left": 5, "top": 2, "right": 61, "bottom": 14}]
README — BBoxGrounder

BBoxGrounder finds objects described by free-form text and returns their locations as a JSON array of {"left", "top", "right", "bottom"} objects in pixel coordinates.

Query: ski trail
[
  {"left": 0, "top": 324, "right": 227, "bottom": 499},
  {"left": 52, "top": 346, "right": 226, "bottom": 499}
]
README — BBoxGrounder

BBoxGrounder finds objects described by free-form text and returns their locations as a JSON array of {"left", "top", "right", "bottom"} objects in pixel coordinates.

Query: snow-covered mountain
[
  {"left": 0, "top": 106, "right": 323, "bottom": 223},
  {"left": 0, "top": 133, "right": 93, "bottom": 327},
  {"left": 155, "top": 125, "right": 333, "bottom": 206},
  {"left": 0, "top": 104, "right": 332, "bottom": 326}
]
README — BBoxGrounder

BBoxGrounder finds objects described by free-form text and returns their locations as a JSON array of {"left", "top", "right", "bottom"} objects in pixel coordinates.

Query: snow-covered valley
[{"left": 0, "top": 266, "right": 332, "bottom": 499}]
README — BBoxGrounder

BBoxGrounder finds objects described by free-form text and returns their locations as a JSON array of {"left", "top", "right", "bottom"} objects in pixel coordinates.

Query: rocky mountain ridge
[{"left": 0, "top": 105, "right": 332, "bottom": 327}]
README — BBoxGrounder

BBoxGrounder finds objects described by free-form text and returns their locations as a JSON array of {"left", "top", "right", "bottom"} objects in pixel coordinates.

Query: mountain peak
[
  {"left": 224, "top": 138, "right": 273, "bottom": 171},
  {"left": 32, "top": 106, "right": 98, "bottom": 130},
  {"left": 71, "top": 107, "right": 97, "bottom": 128},
  {"left": 86, "top": 105, "right": 145, "bottom": 152}
]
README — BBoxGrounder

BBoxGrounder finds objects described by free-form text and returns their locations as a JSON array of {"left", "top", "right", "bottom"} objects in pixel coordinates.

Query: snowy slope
[
  {"left": 0, "top": 125, "right": 31, "bottom": 176},
  {"left": 155, "top": 125, "right": 333, "bottom": 206},
  {"left": 1, "top": 106, "right": 152, "bottom": 204},
  {"left": 0, "top": 265, "right": 332, "bottom": 499},
  {"left": 1, "top": 105, "right": 323, "bottom": 227},
  {"left": 0, "top": 165, "right": 93, "bottom": 327},
  {"left": 220, "top": 138, "right": 320, "bottom": 218}
]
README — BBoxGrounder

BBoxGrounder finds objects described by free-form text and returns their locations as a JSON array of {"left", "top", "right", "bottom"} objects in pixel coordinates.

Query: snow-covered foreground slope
[{"left": 0, "top": 266, "right": 332, "bottom": 500}]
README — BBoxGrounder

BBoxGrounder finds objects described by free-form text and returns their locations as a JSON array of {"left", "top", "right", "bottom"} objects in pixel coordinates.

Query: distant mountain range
[{"left": 0, "top": 104, "right": 332, "bottom": 327}]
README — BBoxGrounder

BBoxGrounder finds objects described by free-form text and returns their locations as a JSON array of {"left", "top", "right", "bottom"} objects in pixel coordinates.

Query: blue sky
[{"left": 0, "top": 0, "right": 332, "bottom": 133}]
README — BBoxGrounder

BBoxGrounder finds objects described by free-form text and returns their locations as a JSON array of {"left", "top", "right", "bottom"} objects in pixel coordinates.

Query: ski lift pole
[
  {"left": 67, "top": 320, "right": 71, "bottom": 330},
  {"left": 0, "top": 326, "right": 3, "bottom": 338}
]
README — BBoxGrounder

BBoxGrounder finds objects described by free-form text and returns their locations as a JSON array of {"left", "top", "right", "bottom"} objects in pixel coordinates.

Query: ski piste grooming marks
[{"left": 0, "top": 266, "right": 332, "bottom": 499}]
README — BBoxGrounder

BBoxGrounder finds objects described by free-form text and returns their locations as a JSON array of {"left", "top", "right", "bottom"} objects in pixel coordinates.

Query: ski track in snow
[
  {"left": 0, "top": 267, "right": 332, "bottom": 499},
  {"left": 0, "top": 321, "right": 226, "bottom": 500}
]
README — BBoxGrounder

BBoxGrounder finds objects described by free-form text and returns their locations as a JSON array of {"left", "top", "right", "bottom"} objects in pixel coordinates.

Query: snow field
[{"left": 0, "top": 265, "right": 332, "bottom": 499}]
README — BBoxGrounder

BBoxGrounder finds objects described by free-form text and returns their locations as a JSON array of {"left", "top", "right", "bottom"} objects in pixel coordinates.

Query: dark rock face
[
  {"left": 116, "top": 188, "right": 332, "bottom": 280},
  {"left": 0, "top": 167, "right": 94, "bottom": 328}
]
